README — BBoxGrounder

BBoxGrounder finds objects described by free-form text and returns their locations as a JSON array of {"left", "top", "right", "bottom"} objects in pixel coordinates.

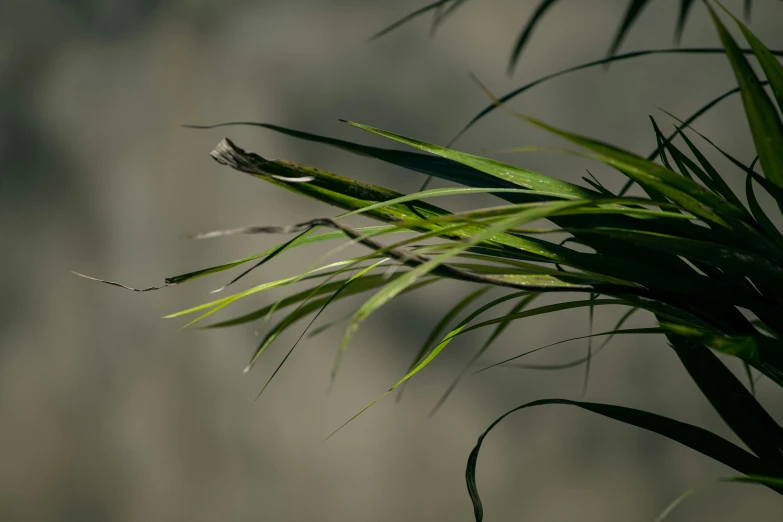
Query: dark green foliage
[{"left": 79, "top": 2, "right": 783, "bottom": 520}]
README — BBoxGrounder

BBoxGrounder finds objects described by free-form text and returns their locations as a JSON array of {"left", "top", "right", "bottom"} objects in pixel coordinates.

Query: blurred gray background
[{"left": 2, "top": 0, "right": 783, "bottom": 520}]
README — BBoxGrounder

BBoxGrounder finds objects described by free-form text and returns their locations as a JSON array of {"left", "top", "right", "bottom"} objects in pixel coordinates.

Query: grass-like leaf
[
  {"left": 708, "top": 4, "right": 783, "bottom": 190},
  {"left": 466, "top": 398, "right": 773, "bottom": 522},
  {"left": 396, "top": 286, "right": 491, "bottom": 401}
]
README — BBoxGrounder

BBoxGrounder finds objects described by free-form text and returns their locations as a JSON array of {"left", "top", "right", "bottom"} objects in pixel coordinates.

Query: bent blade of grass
[
  {"left": 390, "top": 301, "right": 629, "bottom": 397},
  {"left": 511, "top": 306, "right": 640, "bottom": 371},
  {"left": 478, "top": 327, "right": 663, "bottom": 374},
  {"left": 466, "top": 398, "right": 769, "bottom": 521},
  {"left": 453, "top": 48, "right": 783, "bottom": 146}
]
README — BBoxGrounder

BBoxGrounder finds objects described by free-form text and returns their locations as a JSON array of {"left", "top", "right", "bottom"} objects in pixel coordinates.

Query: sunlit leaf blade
[
  {"left": 649, "top": 116, "right": 745, "bottom": 210},
  {"left": 202, "top": 273, "right": 417, "bottom": 329},
  {"left": 657, "top": 106, "right": 783, "bottom": 228},
  {"left": 208, "top": 226, "right": 318, "bottom": 293},
  {"left": 722, "top": 474, "right": 783, "bottom": 488},
  {"left": 209, "top": 138, "right": 453, "bottom": 225},
  {"left": 337, "top": 120, "right": 750, "bottom": 284},
  {"left": 662, "top": 322, "right": 783, "bottom": 387},
  {"left": 619, "top": 82, "right": 775, "bottom": 196},
  {"left": 188, "top": 122, "right": 520, "bottom": 195},
  {"left": 340, "top": 120, "right": 597, "bottom": 199},
  {"left": 505, "top": 112, "right": 749, "bottom": 226},
  {"left": 507, "top": 0, "right": 560, "bottom": 75},
  {"left": 466, "top": 398, "right": 770, "bottom": 522},
  {"left": 607, "top": 0, "right": 653, "bottom": 59},
  {"left": 674, "top": 127, "right": 746, "bottom": 209},
  {"left": 407, "top": 290, "right": 534, "bottom": 379},
  {"left": 721, "top": 3, "right": 783, "bottom": 115},
  {"left": 334, "top": 201, "right": 592, "bottom": 373},
  {"left": 206, "top": 138, "right": 624, "bottom": 276},
  {"left": 165, "top": 256, "right": 385, "bottom": 328},
  {"left": 245, "top": 276, "right": 440, "bottom": 374},
  {"left": 253, "top": 259, "right": 388, "bottom": 388},
  {"left": 397, "top": 286, "right": 491, "bottom": 401},
  {"left": 341, "top": 186, "right": 580, "bottom": 218},
  {"left": 708, "top": 5, "right": 783, "bottom": 190},
  {"left": 164, "top": 226, "right": 396, "bottom": 285},
  {"left": 430, "top": 293, "right": 540, "bottom": 415}
]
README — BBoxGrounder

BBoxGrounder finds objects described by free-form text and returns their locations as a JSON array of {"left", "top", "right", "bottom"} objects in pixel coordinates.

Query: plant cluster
[{"left": 81, "top": 2, "right": 783, "bottom": 519}]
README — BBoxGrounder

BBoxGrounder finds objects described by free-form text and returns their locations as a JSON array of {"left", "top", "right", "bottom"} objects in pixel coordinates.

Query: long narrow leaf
[
  {"left": 607, "top": 0, "right": 653, "bottom": 59},
  {"left": 708, "top": 5, "right": 783, "bottom": 189},
  {"left": 466, "top": 398, "right": 773, "bottom": 521},
  {"left": 507, "top": 0, "right": 560, "bottom": 75},
  {"left": 430, "top": 293, "right": 540, "bottom": 415},
  {"left": 666, "top": 337, "right": 783, "bottom": 471},
  {"left": 396, "top": 286, "right": 491, "bottom": 401},
  {"left": 453, "top": 48, "right": 783, "bottom": 146}
]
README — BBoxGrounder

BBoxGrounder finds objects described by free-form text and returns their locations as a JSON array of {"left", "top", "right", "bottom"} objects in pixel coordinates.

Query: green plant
[
  {"left": 373, "top": 0, "right": 761, "bottom": 75},
  {"left": 78, "top": 2, "right": 783, "bottom": 520}
]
